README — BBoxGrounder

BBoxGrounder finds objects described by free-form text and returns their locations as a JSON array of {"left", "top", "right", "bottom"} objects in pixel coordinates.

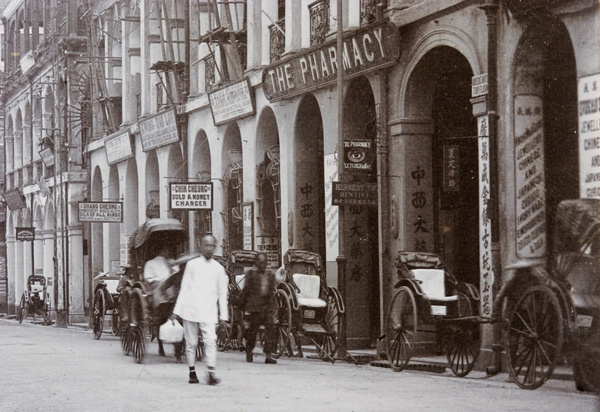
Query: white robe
[{"left": 173, "top": 255, "right": 228, "bottom": 323}]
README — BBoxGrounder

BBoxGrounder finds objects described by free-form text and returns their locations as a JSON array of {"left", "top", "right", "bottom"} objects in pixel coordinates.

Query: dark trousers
[{"left": 244, "top": 310, "right": 277, "bottom": 355}]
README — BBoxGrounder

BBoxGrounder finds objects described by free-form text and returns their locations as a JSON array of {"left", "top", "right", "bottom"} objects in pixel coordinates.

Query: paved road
[{"left": 1, "top": 318, "right": 599, "bottom": 412}]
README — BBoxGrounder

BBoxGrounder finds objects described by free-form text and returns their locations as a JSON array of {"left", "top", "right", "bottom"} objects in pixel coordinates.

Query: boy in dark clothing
[{"left": 238, "top": 253, "right": 278, "bottom": 364}]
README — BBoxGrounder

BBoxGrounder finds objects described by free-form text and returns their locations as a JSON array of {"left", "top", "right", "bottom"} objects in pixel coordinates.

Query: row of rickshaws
[{"left": 92, "top": 199, "right": 600, "bottom": 393}]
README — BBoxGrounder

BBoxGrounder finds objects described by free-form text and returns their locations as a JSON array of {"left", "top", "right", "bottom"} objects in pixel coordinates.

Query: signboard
[
  {"left": 39, "top": 147, "right": 55, "bottom": 167},
  {"left": 514, "top": 95, "right": 546, "bottom": 258},
  {"left": 138, "top": 109, "right": 179, "bottom": 152},
  {"left": 78, "top": 202, "right": 123, "bottom": 223},
  {"left": 578, "top": 73, "right": 600, "bottom": 198},
  {"left": 343, "top": 140, "right": 374, "bottom": 173},
  {"left": 332, "top": 182, "right": 377, "bottom": 207},
  {"left": 208, "top": 78, "right": 256, "bottom": 126},
  {"left": 243, "top": 203, "right": 253, "bottom": 250},
  {"left": 325, "top": 154, "right": 339, "bottom": 261},
  {"left": 105, "top": 130, "right": 133, "bottom": 165},
  {"left": 170, "top": 183, "right": 213, "bottom": 210},
  {"left": 256, "top": 236, "right": 280, "bottom": 271},
  {"left": 478, "top": 117, "right": 494, "bottom": 317},
  {"left": 443, "top": 144, "right": 460, "bottom": 192},
  {"left": 2, "top": 188, "right": 26, "bottom": 211},
  {"left": 16, "top": 227, "right": 35, "bottom": 241},
  {"left": 472, "top": 74, "right": 488, "bottom": 97},
  {"left": 262, "top": 22, "right": 401, "bottom": 101}
]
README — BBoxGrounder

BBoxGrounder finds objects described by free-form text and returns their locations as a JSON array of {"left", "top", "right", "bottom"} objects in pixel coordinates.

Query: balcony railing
[
  {"left": 269, "top": 19, "right": 285, "bottom": 63},
  {"left": 309, "top": 0, "right": 330, "bottom": 46}
]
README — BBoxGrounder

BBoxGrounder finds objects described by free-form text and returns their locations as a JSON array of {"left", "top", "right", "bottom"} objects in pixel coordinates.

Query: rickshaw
[
  {"left": 491, "top": 199, "right": 600, "bottom": 391},
  {"left": 217, "top": 250, "right": 292, "bottom": 360},
  {"left": 92, "top": 267, "right": 127, "bottom": 339},
  {"left": 216, "top": 250, "right": 258, "bottom": 352},
  {"left": 17, "top": 275, "right": 52, "bottom": 325},
  {"left": 383, "top": 251, "right": 481, "bottom": 376},
  {"left": 119, "top": 218, "right": 188, "bottom": 363},
  {"left": 276, "top": 249, "right": 356, "bottom": 363}
]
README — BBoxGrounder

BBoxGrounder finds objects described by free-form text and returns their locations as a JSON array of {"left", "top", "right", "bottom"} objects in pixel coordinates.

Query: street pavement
[{"left": 1, "top": 317, "right": 599, "bottom": 412}]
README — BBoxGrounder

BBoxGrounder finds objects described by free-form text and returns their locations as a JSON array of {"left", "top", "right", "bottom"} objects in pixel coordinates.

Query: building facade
[{"left": 2, "top": 0, "right": 599, "bottom": 369}]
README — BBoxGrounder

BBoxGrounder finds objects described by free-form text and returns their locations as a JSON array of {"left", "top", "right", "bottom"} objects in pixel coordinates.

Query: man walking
[
  {"left": 238, "top": 253, "right": 278, "bottom": 364},
  {"left": 173, "top": 234, "right": 228, "bottom": 385}
]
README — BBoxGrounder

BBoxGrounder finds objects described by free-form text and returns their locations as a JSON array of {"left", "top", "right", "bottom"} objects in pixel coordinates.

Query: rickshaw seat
[
  {"left": 411, "top": 269, "right": 457, "bottom": 315},
  {"left": 235, "top": 274, "right": 246, "bottom": 290},
  {"left": 293, "top": 273, "right": 326, "bottom": 308}
]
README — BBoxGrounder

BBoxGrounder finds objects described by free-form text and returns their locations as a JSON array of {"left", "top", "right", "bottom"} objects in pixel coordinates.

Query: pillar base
[{"left": 55, "top": 310, "right": 68, "bottom": 328}]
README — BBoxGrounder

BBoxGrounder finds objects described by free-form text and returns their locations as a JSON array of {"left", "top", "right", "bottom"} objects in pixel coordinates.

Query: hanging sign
[
  {"left": 170, "top": 183, "right": 213, "bottom": 210},
  {"left": 332, "top": 182, "right": 377, "bottom": 206},
  {"left": 39, "top": 148, "right": 55, "bottom": 167},
  {"left": 78, "top": 202, "right": 123, "bottom": 222},
  {"left": 16, "top": 227, "right": 35, "bottom": 241},
  {"left": 262, "top": 21, "right": 401, "bottom": 101},
  {"left": 343, "top": 140, "right": 375, "bottom": 173},
  {"left": 208, "top": 78, "right": 256, "bottom": 126},
  {"left": 105, "top": 130, "right": 133, "bottom": 165},
  {"left": 2, "top": 188, "right": 26, "bottom": 211},
  {"left": 579, "top": 73, "right": 600, "bottom": 198},
  {"left": 139, "top": 109, "right": 179, "bottom": 151}
]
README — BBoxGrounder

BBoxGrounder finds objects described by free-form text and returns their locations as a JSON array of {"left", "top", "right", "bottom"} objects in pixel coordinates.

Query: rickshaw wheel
[
  {"left": 111, "top": 311, "right": 121, "bottom": 336},
  {"left": 129, "top": 291, "right": 146, "bottom": 363},
  {"left": 121, "top": 324, "right": 131, "bottom": 355},
  {"left": 197, "top": 333, "right": 205, "bottom": 361},
  {"left": 272, "top": 289, "right": 292, "bottom": 359},
  {"left": 316, "top": 293, "right": 344, "bottom": 361},
  {"left": 573, "top": 352, "right": 600, "bottom": 393},
  {"left": 446, "top": 319, "right": 480, "bottom": 377},
  {"left": 92, "top": 290, "right": 105, "bottom": 340},
  {"left": 507, "top": 285, "right": 563, "bottom": 389},
  {"left": 17, "top": 295, "right": 26, "bottom": 324},
  {"left": 384, "top": 286, "right": 417, "bottom": 372},
  {"left": 216, "top": 315, "right": 230, "bottom": 352}
]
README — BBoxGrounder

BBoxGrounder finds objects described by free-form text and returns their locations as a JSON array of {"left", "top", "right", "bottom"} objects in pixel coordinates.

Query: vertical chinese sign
[
  {"left": 443, "top": 145, "right": 460, "bottom": 192},
  {"left": 579, "top": 74, "right": 600, "bottom": 199},
  {"left": 405, "top": 138, "right": 433, "bottom": 252},
  {"left": 478, "top": 117, "right": 494, "bottom": 317},
  {"left": 514, "top": 95, "right": 546, "bottom": 258}
]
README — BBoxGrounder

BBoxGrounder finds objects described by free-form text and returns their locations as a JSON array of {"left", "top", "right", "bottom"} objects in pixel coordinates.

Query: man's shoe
[
  {"left": 189, "top": 371, "right": 199, "bottom": 384},
  {"left": 246, "top": 352, "right": 253, "bottom": 363},
  {"left": 265, "top": 356, "right": 277, "bottom": 364},
  {"left": 207, "top": 372, "right": 221, "bottom": 386}
]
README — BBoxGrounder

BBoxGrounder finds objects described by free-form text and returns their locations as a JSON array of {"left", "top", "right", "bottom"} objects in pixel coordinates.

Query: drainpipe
[
  {"left": 480, "top": 0, "right": 502, "bottom": 375},
  {"left": 336, "top": 0, "right": 347, "bottom": 349}
]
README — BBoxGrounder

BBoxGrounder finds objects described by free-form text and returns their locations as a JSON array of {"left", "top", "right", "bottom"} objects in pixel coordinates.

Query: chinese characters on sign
[
  {"left": 514, "top": 95, "right": 546, "bottom": 258},
  {"left": 243, "top": 203, "right": 253, "bottom": 250},
  {"left": 409, "top": 163, "right": 430, "bottom": 252},
  {"left": 578, "top": 73, "right": 600, "bottom": 198},
  {"left": 443, "top": 145, "right": 460, "bottom": 192},
  {"left": 256, "top": 236, "right": 280, "bottom": 272},
  {"left": 478, "top": 116, "right": 494, "bottom": 317}
]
